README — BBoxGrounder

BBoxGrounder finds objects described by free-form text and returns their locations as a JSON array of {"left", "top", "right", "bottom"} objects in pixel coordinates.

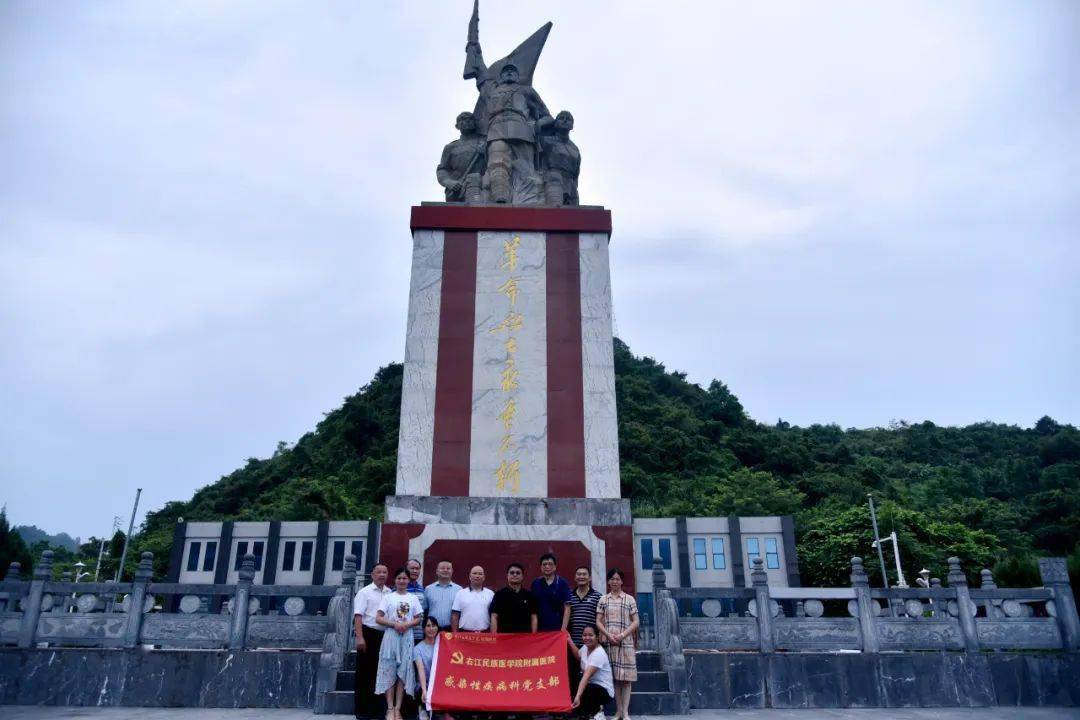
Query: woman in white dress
[{"left": 375, "top": 567, "right": 423, "bottom": 720}]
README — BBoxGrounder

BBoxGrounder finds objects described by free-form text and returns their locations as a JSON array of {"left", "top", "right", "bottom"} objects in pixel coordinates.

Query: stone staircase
[{"left": 322, "top": 650, "right": 688, "bottom": 715}]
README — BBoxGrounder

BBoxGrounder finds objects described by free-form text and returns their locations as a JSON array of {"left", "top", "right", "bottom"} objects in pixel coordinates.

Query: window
[
  {"left": 765, "top": 538, "right": 780, "bottom": 569},
  {"left": 332, "top": 541, "right": 346, "bottom": 572},
  {"left": 299, "top": 541, "right": 313, "bottom": 572},
  {"left": 202, "top": 542, "right": 217, "bottom": 572},
  {"left": 350, "top": 540, "right": 364, "bottom": 563},
  {"left": 234, "top": 541, "right": 264, "bottom": 571},
  {"left": 693, "top": 538, "right": 707, "bottom": 570},
  {"left": 186, "top": 542, "right": 202, "bottom": 572},
  {"left": 282, "top": 541, "right": 296, "bottom": 572},
  {"left": 711, "top": 538, "right": 726, "bottom": 570},
  {"left": 640, "top": 538, "right": 673, "bottom": 570},
  {"left": 746, "top": 537, "right": 760, "bottom": 565}
]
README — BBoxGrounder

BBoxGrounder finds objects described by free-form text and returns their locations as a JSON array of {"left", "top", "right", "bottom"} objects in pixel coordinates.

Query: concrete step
[
  {"left": 324, "top": 688, "right": 688, "bottom": 716},
  {"left": 336, "top": 671, "right": 355, "bottom": 691},
  {"left": 635, "top": 651, "right": 663, "bottom": 671},
  {"left": 632, "top": 670, "right": 670, "bottom": 692},
  {"left": 613, "top": 691, "right": 690, "bottom": 716},
  {"left": 322, "top": 690, "right": 356, "bottom": 715}
]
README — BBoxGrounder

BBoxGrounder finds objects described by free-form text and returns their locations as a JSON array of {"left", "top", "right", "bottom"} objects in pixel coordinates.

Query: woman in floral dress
[
  {"left": 596, "top": 568, "right": 639, "bottom": 720},
  {"left": 375, "top": 567, "right": 423, "bottom": 720}
]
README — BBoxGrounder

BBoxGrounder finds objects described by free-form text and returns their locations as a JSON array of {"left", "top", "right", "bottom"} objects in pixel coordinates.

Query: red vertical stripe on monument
[
  {"left": 546, "top": 232, "right": 587, "bottom": 498},
  {"left": 430, "top": 230, "right": 478, "bottom": 496}
]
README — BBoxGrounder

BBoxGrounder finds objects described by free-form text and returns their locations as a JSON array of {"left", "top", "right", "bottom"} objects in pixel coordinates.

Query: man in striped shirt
[
  {"left": 568, "top": 566, "right": 602, "bottom": 646},
  {"left": 567, "top": 565, "right": 602, "bottom": 693}
]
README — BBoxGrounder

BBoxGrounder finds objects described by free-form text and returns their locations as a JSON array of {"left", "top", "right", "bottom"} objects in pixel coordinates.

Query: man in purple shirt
[{"left": 530, "top": 552, "right": 572, "bottom": 632}]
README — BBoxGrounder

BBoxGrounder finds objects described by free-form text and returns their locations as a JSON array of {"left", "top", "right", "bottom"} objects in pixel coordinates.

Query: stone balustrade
[
  {"left": 652, "top": 555, "right": 1080, "bottom": 658},
  {"left": 0, "top": 549, "right": 360, "bottom": 653}
]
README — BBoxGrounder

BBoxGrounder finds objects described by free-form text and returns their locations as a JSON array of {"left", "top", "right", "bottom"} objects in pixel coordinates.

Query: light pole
[
  {"left": 94, "top": 516, "right": 122, "bottom": 582},
  {"left": 73, "top": 561, "right": 91, "bottom": 583},
  {"left": 114, "top": 488, "right": 142, "bottom": 583},
  {"left": 871, "top": 531, "right": 908, "bottom": 588},
  {"left": 867, "top": 495, "right": 890, "bottom": 588}
]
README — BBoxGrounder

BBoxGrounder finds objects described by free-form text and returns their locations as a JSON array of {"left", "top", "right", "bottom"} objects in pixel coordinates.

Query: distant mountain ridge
[
  {"left": 15, "top": 525, "right": 80, "bottom": 551},
  {"left": 134, "top": 338, "right": 1079, "bottom": 588}
]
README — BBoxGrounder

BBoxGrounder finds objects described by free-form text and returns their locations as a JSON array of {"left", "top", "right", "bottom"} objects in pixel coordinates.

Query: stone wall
[
  {"left": 685, "top": 651, "right": 1080, "bottom": 709},
  {"left": 0, "top": 648, "right": 318, "bottom": 708}
]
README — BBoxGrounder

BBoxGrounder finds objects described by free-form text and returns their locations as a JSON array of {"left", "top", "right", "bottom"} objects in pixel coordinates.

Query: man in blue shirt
[
  {"left": 530, "top": 552, "right": 572, "bottom": 632},
  {"left": 406, "top": 558, "right": 428, "bottom": 642},
  {"left": 423, "top": 559, "right": 461, "bottom": 630}
]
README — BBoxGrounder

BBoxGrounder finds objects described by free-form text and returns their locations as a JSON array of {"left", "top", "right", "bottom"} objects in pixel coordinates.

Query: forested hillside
[{"left": 43, "top": 339, "right": 1078, "bottom": 588}]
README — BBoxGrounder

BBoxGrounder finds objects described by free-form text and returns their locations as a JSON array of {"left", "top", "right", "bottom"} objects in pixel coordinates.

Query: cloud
[{"left": 0, "top": 0, "right": 1077, "bottom": 537}]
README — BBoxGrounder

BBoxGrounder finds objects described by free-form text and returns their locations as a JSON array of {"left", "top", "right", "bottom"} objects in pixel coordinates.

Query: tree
[{"left": 0, "top": 507, "right": 33, "bottom": 577}]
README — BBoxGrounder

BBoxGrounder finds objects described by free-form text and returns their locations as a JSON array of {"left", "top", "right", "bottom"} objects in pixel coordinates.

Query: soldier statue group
[{"left": 436, "top": 2, "right": 581, "bottom": 207}]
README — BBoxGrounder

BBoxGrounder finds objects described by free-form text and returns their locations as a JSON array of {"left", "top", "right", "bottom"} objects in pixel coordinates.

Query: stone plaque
[
  {"left": 904, "top": 599, "right": 925, "bottom": 618},
  {"left": 283, "top": 597, "right": 306, "bottom": 616},
  {"left": 700, "top": 599, "right": 722, "bottom": 618},
  {"left": 179, "top": 595, "right": 202, "bottom": 614},
  {"left": 847, "top": 599, "right": 881, "bottom": 617},
  {"left": 226, "top": 597, "right": 260, "bottom": 615}
]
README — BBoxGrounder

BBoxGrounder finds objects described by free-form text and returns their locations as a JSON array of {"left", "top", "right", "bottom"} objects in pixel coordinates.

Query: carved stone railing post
[
  {"left": 948, "top": 557, "right": 979, "bottom": 653},
  {"left": 316, "top": 554, "right": 357, "bottom": 714},
  {"left": 1039, "top": 557, "right": 1080, "bottom": 651},
  {"left": 850, "top": 556, "right": 879, "bottom": 653},
  {"left": 339, "top": 554, "right": 357, "bottom": 652},
  {"left": 980, "top": 568, "right": 1001, "bottom": 619},
  {"left": 124, "top": 552, "right": 154, "bottom": 647},
  {"left": 651, "top": 558, "right": 670, "bottom": 664},
  {"left": 2, "top": 562, "right": 23, "bottom": 612},
  {"left": 751, "top": 558, "right": 774, "bottom": 654},
  {"left": 228, "top": 553, "right": 256, "bottom": 651},
  {"left": 650, "top": 558, "right": 686, "bottom": 696},
  {"left": 930, "top": 577, "right": 945, "bottom": 618},
  {"left": 18, "top": 550, "right": 53, "bottom": 648}
]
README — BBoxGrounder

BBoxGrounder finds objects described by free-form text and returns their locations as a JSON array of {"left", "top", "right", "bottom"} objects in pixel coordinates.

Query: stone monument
[{"left": 380, "top": 1, "right": 630, "bottom": 587}]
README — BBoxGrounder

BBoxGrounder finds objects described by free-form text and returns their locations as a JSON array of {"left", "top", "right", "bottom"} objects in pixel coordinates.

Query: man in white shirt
[
  {"left": 353, "top": 563, "right": 390, "bottom": 719},
  {"left": 451, "top": 565, "right": 495, "bottom": 632}
]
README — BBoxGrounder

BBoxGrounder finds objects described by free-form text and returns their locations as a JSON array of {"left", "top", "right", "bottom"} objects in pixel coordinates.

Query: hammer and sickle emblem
[{"left": 450, "top": 651, "right": 465, "bottom": 665}]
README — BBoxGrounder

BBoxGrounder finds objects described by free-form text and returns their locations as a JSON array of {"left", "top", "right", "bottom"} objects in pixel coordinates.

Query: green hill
[{"left": 134, "top": 338, "right": 1079, "bottom": 588}]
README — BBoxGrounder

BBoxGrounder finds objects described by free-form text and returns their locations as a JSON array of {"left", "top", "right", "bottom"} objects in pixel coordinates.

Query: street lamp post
[{"left": 871, "top": 531, "right": 908, "bottom": 588}]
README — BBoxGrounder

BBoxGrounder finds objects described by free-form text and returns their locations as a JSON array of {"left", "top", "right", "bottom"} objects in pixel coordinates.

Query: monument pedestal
[{"left": 381, "top": 204, "right": 631, "bottom": 587}]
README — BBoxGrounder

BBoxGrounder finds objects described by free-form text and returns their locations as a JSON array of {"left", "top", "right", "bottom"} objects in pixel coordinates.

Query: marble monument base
[{"left": 380, "top": 495, "right": 634, "bottom": 588}]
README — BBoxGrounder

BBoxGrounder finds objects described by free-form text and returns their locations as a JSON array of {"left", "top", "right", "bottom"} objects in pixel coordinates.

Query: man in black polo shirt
[{"left": 490, "top": 563, "right": 538, "bottom": 633}]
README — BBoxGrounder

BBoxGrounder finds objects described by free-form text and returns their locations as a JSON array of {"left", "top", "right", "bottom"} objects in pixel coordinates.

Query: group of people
[{"left": 352, "top": 554, "right": 640, "bottom": 720}]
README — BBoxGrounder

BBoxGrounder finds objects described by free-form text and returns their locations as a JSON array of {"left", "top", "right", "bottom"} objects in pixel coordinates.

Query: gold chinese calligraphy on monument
[{"left": 489, "top": 235, "right": 523, "bottom": 494}]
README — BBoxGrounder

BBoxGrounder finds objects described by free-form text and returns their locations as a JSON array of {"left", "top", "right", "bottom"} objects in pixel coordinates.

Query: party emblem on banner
[{"left": 427, "top": 631, "right": 571, "bottom": 713}]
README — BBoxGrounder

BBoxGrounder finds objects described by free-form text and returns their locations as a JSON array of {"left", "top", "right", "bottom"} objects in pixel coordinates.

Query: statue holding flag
[{"left": 436, "top": 1, "right": 580, "bottom": 206}]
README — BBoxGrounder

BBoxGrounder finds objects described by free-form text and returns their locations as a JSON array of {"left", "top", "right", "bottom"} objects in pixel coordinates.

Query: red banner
[{"left": 428, "top": 631, "right": 571, "bottom": 713}]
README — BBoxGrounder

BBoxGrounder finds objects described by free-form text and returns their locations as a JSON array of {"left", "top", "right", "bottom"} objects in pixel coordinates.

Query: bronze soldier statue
[
  {"left": 540, "top": 111, "right": 580, "bottom": 206},
  {"left": 460, "top": 1, "right": 555, "bottom": 205},
  {"left": 436, "top": 111, "right": 485, "bottom": 203},
  {"left": 469, "top": 61, "right": 551, "bottom": 204}
]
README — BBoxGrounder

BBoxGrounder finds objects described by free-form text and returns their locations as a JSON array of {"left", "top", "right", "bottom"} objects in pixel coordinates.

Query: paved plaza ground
[{"left": 1, "top": 709, "right": 1077, "bottom": 719}]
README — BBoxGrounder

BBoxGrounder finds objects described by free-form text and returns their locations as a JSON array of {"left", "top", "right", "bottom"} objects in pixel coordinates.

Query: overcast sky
[{"left": 2, "top": 1, "right": 1077, "bottom": 541}]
